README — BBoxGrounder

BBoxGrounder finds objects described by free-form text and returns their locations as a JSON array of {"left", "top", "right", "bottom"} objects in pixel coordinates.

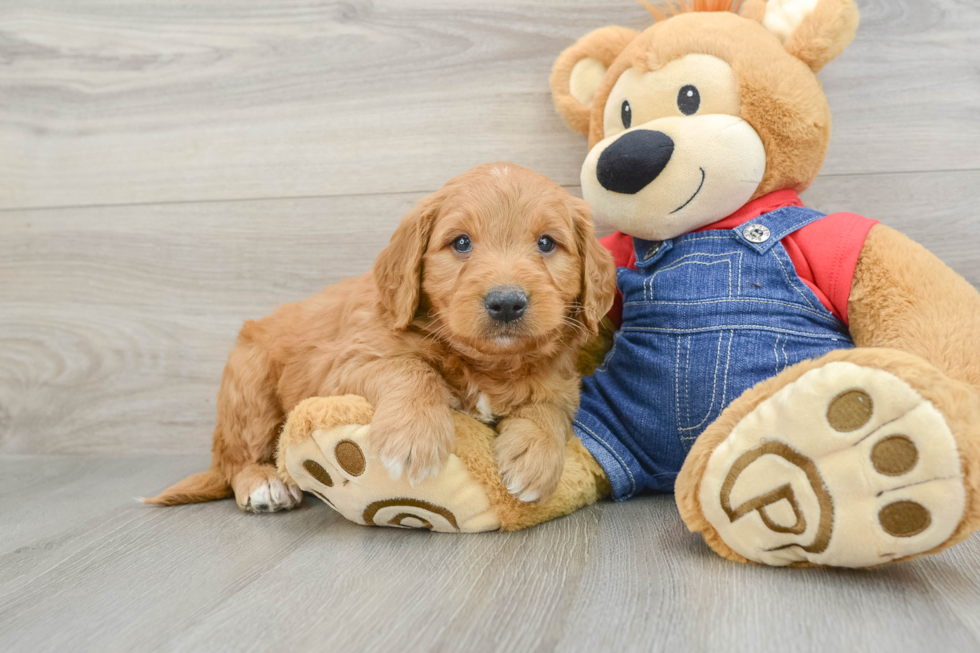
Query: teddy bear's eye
[
  {"left": 621, "top": 100, "right": 632, "bottom": 129},
  {"left": 678, "top": 85, "right": 700, "bottom": 115}
]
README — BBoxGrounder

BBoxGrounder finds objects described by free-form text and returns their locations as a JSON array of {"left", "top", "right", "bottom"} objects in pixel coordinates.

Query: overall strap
[{"left": 732, "top": 206, "right": 826, "bottom": 254}]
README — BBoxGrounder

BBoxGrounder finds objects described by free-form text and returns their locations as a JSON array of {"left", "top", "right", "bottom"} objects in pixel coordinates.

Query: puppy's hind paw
[{"left": 233, "top": 464, "right": 303, "bottom": 513}]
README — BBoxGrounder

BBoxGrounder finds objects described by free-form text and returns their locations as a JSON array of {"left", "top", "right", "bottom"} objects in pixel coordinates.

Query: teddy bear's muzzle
[{"left": 595, "top": 129, "right": 675, "bottom": 195}]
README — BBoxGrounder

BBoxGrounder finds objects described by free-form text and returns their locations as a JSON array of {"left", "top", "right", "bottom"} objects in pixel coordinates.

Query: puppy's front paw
[
  {"left": 494, "top": 418, "right": 565, "bottom": 503},
  {"left": 371, "top": 403, "right": 455, "bottom": 485}
]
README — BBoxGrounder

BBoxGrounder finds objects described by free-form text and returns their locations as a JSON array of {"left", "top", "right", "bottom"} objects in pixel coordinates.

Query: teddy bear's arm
[{"left": 848, "top": 224, "right": 980, "bottom": 388}]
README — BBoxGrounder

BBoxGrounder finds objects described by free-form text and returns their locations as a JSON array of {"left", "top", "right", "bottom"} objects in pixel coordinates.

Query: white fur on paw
[
  {"left": 381, "top": 456, "right": 441, "bottom": 487},
  {"left": 381, "top": 457, "right": 405, "bottom": 481},
  {"left": 374, "top": 412, "right": 454, "bottom": 485},
  {"left": 380, "top": 453, "right": 443, "bottom": 486},
  {"left": 518, "top": 490, "right": 540, "bottom": 503},
  {"left": 244, "top": 478, "right": 302, "bottom": 513},
  {"left": 501, "top": 470, "right": 541, "bottom": 503},
  {"left": 495, "top": 427, "right": 564, "bottom": 504},
  {"left": 409, "top": 463, "right": 441, "bottom": 486}
]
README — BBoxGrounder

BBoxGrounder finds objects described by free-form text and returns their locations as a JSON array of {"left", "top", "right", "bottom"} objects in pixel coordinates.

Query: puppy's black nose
[
  {"left": 596, "top": 130, "right": 675, "bottom": 195},
  {"left": 485, "top": 287, "right": 527, "bottom": 323}
]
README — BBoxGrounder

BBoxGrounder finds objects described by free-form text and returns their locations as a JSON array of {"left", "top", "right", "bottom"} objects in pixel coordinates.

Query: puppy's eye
[
  {"left": 621, "top": 100, "right": 632, "bottom": 129},
  {"left": 537, "top": 236, "right": 557, "bottom": 254},
  {"left": 677, "top": 85, "right": 700, "bottom": 115},
  {"left": 451, "top": 234, "right": 472, "bottom": 254}
]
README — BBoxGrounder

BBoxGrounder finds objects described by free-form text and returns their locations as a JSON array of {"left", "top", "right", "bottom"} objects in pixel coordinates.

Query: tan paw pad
[{"left": 699, "top": 362, "right": 966, "bottom": 567}]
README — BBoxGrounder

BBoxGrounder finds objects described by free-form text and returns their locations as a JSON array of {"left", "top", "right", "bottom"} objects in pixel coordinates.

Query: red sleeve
[
  {"left": 599, "top": 232, "right": 635, "bottom": 328},
  {"left": 782, "top": 213, "right": 879, "bottom": 325},
  {"left": 600, "top": 231, "right": 636, "bottom": 268}
]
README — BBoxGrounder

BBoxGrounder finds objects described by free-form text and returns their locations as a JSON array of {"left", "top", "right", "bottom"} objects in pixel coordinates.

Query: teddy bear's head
[{"left": 550, "top": 0, "right": 859, "bottom": 241}]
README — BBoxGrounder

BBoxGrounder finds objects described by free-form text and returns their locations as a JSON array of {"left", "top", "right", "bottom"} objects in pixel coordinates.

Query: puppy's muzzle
[
  {"left": 596, "top": 130, "right": 675, "bottom": 195},
  {"left": 485, "top": 286, "right": 528, "bottom": 324}
]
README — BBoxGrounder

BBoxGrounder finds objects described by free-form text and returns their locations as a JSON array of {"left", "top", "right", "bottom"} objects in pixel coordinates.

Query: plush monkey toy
[{"left": 278, "top": 0, "right": 980, "bottom": 567}]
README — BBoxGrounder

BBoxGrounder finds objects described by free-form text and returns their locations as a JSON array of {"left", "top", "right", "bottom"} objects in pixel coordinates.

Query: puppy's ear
[
  {"left": 550, "top": 26, "right": 639, "bottom": 137},
  {"left": 570, "top": 197, "right": 617, "bottom": 338},
  {"left": 754, "top": 0, "right": 859, "bottom": 72},
  {"left": 373, "top": 196, "right": 440, "bottom": 330}
]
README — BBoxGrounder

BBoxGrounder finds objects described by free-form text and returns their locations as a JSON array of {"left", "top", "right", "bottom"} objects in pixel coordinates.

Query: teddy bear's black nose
[{"left": 596, "top": 130, "right": 675, "bottom": 195}]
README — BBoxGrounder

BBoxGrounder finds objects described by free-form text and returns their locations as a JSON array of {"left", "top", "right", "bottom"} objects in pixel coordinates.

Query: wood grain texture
[
  {"left": 1, "top": 456, "right": 979, "bottom": 653},
  {"left": 3, "top": 1, "right": 980, "bottom": 649},
  {"left": 0, "top": 192, "right": 415, "bottom": 455},
  {"left": 2, "top": 0, "right": 978, "bottom": 210},
  {"left": 2, "top": 170, "right": 979, "bottom": 456}
]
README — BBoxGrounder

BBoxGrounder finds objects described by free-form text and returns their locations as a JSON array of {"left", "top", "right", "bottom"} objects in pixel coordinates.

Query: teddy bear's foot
[
  {"left": 277, "top": 396, "right": 502, "bottom": 532},
  {"left": 687, "top": 355, "right": 980, "bottom": 567}
]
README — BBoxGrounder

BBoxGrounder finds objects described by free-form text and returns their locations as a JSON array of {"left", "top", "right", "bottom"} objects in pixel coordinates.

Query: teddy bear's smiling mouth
[{"left": 670, "top": 167, "right": 706, "bottom": 214}]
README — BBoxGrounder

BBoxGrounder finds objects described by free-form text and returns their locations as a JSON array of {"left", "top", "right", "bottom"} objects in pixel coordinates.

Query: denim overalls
[{"left": 574, "top": 206, "right": 854, "bottom": 500}]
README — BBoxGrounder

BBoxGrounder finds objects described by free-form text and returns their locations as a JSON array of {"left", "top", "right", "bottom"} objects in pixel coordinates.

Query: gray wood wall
[{"left": 2, "top": 0, "right": 978, "bottom": 456}]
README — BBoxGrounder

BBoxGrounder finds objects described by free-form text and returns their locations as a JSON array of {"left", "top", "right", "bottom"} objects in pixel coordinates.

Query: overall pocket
[
  {"left": 672, "top": 330, "right": 735, "bottom": 443},
  {"left": 643, "top": 249, "right": 745, "bottom": 301}
]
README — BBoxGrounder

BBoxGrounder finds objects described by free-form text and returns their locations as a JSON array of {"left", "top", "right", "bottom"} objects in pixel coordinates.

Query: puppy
[{"left": 147, "top": 163, "right": 616, "bottom": 511}]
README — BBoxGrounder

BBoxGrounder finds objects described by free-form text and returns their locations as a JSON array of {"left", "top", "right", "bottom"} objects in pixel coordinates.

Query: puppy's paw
[
  {"left": 370, "top": 403, "right": 455, "bottom": 485},
  {"left": 282, "top": 396, "right": 502, "bottom": 532},
  {"left": 233, "top": 464, "right": 303, "bottom": 513},
  {"left": 495, "top": 418, "right": 565, "bottom": 503}
]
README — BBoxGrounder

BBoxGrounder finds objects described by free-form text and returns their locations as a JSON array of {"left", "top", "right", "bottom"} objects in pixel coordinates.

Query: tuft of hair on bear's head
[{"left": 636, "top": 0, "right": 744, "bottom": 22}]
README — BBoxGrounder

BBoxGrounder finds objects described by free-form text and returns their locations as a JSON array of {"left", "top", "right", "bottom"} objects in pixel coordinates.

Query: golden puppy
[{"left": 147, "top": 163, "right": 616, "bottom": 511}]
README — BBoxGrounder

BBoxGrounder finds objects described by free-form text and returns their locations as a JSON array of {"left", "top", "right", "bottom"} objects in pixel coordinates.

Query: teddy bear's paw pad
[
  {"left": 699, "top": 362, "right": 966, "bottom": 567},
  {"left": 282, "top": 421, "right": 501, "bottom": 533}
]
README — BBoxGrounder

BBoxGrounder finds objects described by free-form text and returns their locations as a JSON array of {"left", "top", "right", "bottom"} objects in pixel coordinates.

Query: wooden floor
[{"left": 2, "top": 0, "right": 980, "bottom": 650}]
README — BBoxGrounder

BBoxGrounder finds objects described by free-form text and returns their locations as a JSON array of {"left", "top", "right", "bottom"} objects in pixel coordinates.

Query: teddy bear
[{"left": 276, "top": 0, "right": 980, "bottom": 568}]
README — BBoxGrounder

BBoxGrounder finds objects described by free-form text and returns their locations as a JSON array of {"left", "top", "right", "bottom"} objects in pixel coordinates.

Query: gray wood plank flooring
[
  {"left": 2, "top": 456, "right": 980, "bottom": 653},
  {"left": 3, "top": 0, "right": 980, "bottom": 650}
]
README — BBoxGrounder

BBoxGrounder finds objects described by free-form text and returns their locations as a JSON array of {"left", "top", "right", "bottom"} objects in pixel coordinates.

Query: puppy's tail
[{"left": 142, "top": 468, "right": 232, "bottom": 506}]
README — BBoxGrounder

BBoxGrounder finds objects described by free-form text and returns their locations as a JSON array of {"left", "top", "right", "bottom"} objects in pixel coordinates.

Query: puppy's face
[
  {"left": 423, "top": 169, "right": 582, "bottom": 353},
  {"left": 375, "top": 163, "right": 615, "bottom": 358}
]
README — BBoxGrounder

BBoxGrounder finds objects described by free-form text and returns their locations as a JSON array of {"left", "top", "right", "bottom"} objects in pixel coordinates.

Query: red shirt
[{"left": 600, "top": 190, "right": 878, "bottom": 326}]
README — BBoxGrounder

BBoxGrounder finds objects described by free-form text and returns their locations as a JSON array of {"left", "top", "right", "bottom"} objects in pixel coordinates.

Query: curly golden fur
[{"left": 146, "top": 163, "right": 615, "bottom": 510}]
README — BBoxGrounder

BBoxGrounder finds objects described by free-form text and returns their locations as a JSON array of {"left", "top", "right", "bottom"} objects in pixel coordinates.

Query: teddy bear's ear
[
  {"left": 750, "top": 0, "right": 859, "bottom": 73},
  {"left": 550, "top": 26, "right": 639, "bottom": 136}
]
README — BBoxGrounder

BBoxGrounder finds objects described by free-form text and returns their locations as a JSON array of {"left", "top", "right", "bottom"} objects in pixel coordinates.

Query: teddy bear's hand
[
  {"left": 370, "top": 398, "right": 455, "bottom": 485},
  {"left": 494, "top": 416, "right": 566, "bottom": 503}
]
